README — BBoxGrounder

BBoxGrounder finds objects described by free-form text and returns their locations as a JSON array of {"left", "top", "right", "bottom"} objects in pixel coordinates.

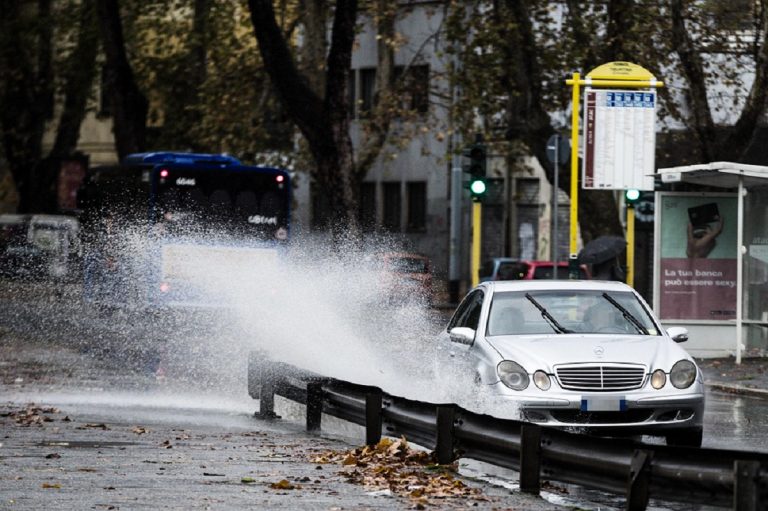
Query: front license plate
[{"left": 581, "top": 396, "right": 627, "bottom": 412}]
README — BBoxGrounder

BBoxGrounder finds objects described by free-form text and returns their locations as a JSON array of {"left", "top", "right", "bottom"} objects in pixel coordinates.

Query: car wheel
[{"left": 665, "top": 428, "right": 703, "bottom": 448}]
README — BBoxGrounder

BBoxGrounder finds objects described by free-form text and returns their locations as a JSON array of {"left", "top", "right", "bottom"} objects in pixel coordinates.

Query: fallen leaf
[
  {"left": 269, "top": 479, "right": 297, "bottom": 490},
  {"left": 80, "top": 423, "right": 110, "bottom": 430},
  {"left": 41, "top": 483, "right": 61, "bottom": 489},
  {"left": 131, "top": 426, "right": 148, "bottom": 435},
  {"left": 241, "top": 477, "right": 256, "bottom": 483}
]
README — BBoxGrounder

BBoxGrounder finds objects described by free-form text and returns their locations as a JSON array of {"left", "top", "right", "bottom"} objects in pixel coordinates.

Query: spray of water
[{"left": 2, "top": 221, "right": 517, "bottom": 419}]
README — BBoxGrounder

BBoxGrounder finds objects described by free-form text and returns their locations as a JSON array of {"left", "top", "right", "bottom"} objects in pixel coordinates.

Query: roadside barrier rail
[{"left": 254, "top": 360, "right": 767, "bottom": 511}]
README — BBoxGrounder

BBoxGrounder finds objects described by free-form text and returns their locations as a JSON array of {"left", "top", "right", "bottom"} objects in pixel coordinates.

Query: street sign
[
  {"left": 546, "top": 134, "right": 571, "bottom": 165},
  {"left": 582, "top": 89, "right": 656, "bottom": 191}
]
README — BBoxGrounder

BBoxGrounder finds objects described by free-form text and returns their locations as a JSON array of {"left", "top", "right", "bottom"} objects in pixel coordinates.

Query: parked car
[
  {"left": 375, "top": 252, "right": 433, "bottom": 304},
  {"left": 479, "top": 258, "right": 590, "bottom": 282},
  {"left": 0, "top": 214, "right": 81, "bottom": 280},
  {"left": 437, "top": 279, "right": 704, "bottom": 446}
]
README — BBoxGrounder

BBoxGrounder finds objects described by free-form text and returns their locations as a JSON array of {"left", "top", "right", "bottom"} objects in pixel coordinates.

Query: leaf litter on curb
[
  {"left": 4, "top": 404, "right": 61, "bottom": 427},
  {"left": 310, "top": 436, "right": 489, "bottom": 507}
]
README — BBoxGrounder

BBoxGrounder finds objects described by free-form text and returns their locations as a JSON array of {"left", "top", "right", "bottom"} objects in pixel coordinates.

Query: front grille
[
  {"left": 555, "top": 363, "right": 646, "bottom": 391},
  {"left": 550, "top": 409, "right": 653, "bottom": 424}
]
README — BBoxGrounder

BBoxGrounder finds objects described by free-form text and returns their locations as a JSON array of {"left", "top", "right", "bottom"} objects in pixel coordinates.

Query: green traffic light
[
  {"left": 625, "top": 189, "right": 641, "bottom": 202},
  {"left": 470, "top": 179, "right": 487, "bottom": 195}
]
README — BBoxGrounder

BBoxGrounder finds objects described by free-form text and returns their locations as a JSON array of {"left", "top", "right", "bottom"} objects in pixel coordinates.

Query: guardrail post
[
  {"left": 435, "top": 406, "right": 456, "bottom": 464},
  {"left": 627, "top": 449, "right": 652, "bottom": 511},
  {"left": 365, "top": 389, "right": 383, "bottom": 446},
  {"left": 254, "top": 362, "right": 279, "bottom": 419},
  {"left": 306, "top": 382, "right": 323, "bottom": 432},
  {"left": 734, "top": 460, "right": 760, "bottom": 511},
  {"left": 519, "top": 423, "right": 541, "bottom": 494}
]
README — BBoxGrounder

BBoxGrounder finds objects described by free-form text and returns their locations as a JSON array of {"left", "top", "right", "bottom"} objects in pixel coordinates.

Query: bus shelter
[{"left": 654, "top": 162, "right": 768, "bottom": 362}]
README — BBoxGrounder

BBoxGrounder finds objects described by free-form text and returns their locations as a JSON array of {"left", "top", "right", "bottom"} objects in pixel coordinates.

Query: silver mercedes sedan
[{"left": 438, "top": 280, "right": 705, "bottom": 447}]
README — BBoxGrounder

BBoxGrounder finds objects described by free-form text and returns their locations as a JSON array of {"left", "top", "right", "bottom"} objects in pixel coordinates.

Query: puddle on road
[{"left": 38, "top": 440, "right": 138, "bottom": 449}]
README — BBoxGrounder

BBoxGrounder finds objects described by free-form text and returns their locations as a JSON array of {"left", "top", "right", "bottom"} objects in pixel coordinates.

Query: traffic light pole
[
  {"left": 626, "top": 204, "right": 635, "bottom": 287},
  {"left": 471, "top": 200, "right": 482, "bottom": 288}
]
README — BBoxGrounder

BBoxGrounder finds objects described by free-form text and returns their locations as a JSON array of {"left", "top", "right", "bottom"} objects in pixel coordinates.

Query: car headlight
[
  {"left": 650, "top": 369, "right": 667, "bottom": 389},
  {"left": 533, "top": 370, "right": 551, "bottom": 390},
  {"left": 497, "top": 361, "right": 529, "bottom": 390},
  {"left": 670, "top": 360, "right": 697, "bottom": 389}
]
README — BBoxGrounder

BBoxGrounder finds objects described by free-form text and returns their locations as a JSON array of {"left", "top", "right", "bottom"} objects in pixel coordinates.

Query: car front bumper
[{"left": 488, "top": 381, "right": 705, "bottom": 433}]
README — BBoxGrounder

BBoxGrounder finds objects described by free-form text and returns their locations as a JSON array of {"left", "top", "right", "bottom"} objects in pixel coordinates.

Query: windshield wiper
[
  {"left": 601, "top": 293, "right": 649, "bottom": 335},
  {"left": 525, "top": 293, "right": 572, "bottom": 334}
]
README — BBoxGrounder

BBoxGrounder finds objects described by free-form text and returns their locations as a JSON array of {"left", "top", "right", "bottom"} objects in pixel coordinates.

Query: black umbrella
[{"left": 578, "top": 236, "right": 627, "bottom": 265}]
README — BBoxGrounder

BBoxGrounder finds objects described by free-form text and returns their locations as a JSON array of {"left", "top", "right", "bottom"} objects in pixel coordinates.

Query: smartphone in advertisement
[{"left": 688, "top": 203, "right": 720, "bottom": 238}]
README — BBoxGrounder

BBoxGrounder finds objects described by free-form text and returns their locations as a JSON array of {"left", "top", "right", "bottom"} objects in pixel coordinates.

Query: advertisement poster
[{"left": 658, "top": 194, "right": 738, "bottom": 320}]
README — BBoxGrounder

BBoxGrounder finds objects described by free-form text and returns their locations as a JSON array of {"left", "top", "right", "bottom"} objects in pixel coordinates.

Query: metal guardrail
[{"left": 253, "top": 360, "right": 768, "bottom": 511}]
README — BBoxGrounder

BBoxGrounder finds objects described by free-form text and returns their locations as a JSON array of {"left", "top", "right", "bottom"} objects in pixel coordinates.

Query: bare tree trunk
[
  {"left": 299, "top": 0, "right": 328, "bottom": 98},
  {"left": 670, "top": 0, "right": 716, "bottom": 162},
  {"left": 51, "top": 0, "right": 99, "bottom": 158},
  {"left": 0, "top": 0, "right": 54, "bottom": 212},
  {"left": 249, "top": 0, "right": 360, "bottom": 240},
  {"left": 96, "top": 0, "right": 148, "bottom": 160}
]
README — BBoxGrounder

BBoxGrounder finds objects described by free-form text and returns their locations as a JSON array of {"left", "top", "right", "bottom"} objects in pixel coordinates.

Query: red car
[{"left": 377, "top": 252, "right": 433, "bottom": 303}]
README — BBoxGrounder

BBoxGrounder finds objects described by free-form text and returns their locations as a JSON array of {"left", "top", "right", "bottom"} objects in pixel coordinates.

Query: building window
[
  {"left": 517, "top": 178, "right": 540, "bottom": 204},
  {"left": 382, "top": 182, "right": 401, "bottom": 232},
  {"left": 394, "top": 64, "right": 430, "bottom": 114},
  {"left": 359, "top": 68, "right": 376, "bottom": 116},
  {"left": 358, "top": 181, "right": 376, "bottom": 232},
  {"left": 406, "top": 181, "right": 426, "bottom": 231}
]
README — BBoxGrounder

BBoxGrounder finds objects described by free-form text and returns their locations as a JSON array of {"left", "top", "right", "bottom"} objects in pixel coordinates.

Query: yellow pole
[
  {"left": 626, "top": 205, "right": 635, "bottom": 287},
  {"left": 471, "top": 201, "right": 481, "bottom": 288},
  {"left": 569, "top": 72, "right": 581, "bottom": 272}
]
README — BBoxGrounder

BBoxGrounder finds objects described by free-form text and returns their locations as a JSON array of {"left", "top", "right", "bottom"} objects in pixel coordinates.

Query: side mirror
[
  {"left": 449, "top": 327, "right": 476, "bottom": 346},
  {"left": 666, "top": 326, "right": 689, "bottom": 343}
]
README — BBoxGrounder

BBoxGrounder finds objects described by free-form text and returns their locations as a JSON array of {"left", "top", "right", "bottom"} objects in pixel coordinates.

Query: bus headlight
[
  {"left": 497, "top": 361, "right": 529, "bottom": 391},
  {"left": 670, "top": 360, "right": 697, "bottom": 389}
]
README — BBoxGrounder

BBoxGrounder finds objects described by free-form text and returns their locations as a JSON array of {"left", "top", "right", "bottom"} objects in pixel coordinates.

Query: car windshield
[{"left": 486, "top": 290, "right": 659, "bottom": 336}]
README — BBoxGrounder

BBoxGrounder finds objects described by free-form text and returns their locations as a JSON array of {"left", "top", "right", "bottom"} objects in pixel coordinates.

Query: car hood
[{"left": 485, "top": 334, "right": 692, "bottom": 373}]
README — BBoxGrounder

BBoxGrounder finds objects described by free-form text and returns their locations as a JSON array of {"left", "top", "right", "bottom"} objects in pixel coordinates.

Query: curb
[{"left": 705, "top": 381, "right": 768, "bottom": 399}]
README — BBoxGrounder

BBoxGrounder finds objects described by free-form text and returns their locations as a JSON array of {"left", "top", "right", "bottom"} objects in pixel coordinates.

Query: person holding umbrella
[{"left": 578, "top": 236, "right": 627, "bottom": 281}]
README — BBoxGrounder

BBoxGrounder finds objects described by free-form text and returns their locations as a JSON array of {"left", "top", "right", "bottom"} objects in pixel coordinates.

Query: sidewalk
[{"left": 698, "top": 356, "right": 768, "bottom": 399}]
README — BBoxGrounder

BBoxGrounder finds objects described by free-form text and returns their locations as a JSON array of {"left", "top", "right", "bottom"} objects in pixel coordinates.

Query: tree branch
[{"left": 670, "top": 0, "right": 716, "bottom": 161}]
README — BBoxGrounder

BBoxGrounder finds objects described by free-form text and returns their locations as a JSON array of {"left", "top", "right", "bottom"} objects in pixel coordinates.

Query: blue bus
[{"left": 77, "top": 152, "right": 291, "bottom": 308}]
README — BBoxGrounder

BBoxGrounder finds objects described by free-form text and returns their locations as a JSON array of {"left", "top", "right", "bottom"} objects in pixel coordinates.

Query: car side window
[
  {"left": 463, "top": 292, "right": 484, "bottom": 330},
  {"left": 449, "top": 290, "right": 484, "bottom": 330},
  {"left": 448, "top": 293, "right": 474, "bottom": 331}
]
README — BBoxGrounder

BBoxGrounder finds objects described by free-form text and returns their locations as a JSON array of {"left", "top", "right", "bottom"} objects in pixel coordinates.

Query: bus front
[{"left": 142, "top": 153, "right": 290, "bottom": 307}]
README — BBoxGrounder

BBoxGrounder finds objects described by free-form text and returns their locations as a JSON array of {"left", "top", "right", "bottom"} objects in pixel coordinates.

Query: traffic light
[
  {"left": 466, "top": 142, "right": 487, "bottom": 178},
  {"left": 625, "top": 188, "right": 641, "bottom": 206},
  {"left": 469, "top": 177, "right": 487, "bottom": 200}
]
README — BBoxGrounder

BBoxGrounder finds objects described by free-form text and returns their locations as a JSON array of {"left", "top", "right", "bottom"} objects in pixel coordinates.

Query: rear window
[
  {"left": 387, "top": 257, "right": 428, "bottom": 273},
  {"left": 497, "top": 262, "right": 528, "bottom": 280},
  {"left": 532, "top": 266, "right": 588, "bottom": 279}
]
